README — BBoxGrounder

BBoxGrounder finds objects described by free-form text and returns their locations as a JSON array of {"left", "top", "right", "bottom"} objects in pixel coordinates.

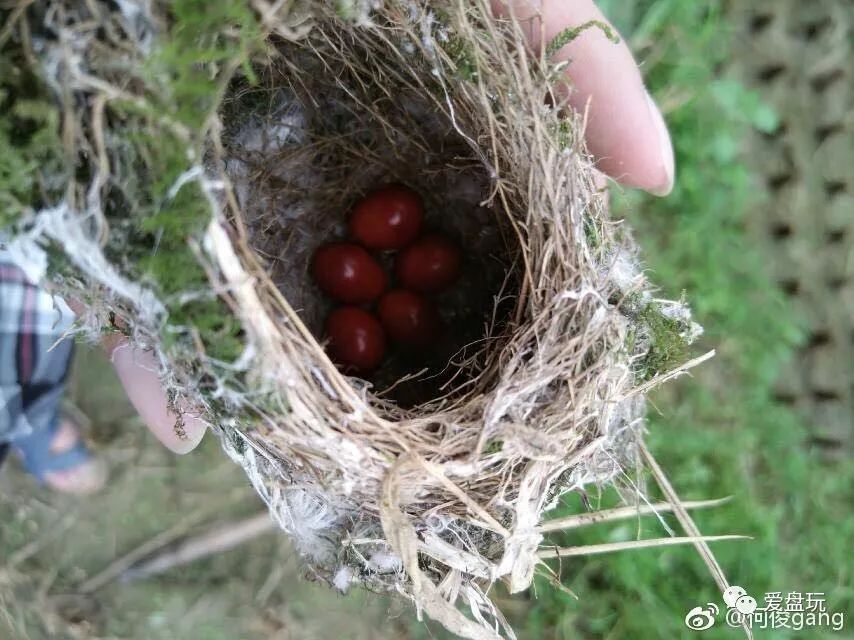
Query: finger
[
  {"left": 491, "top": 0, "right": 674, "bottom": 196},
  {"left": 68, "top": 301, "right": 207, "bottom": 453},
  {"left": 107, "top": 338, "right": 207, "bottom": 454}
]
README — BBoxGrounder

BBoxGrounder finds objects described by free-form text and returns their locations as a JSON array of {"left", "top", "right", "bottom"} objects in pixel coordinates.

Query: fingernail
[{"left": 645, "top": 90, "right": 675, "bottom": 196}]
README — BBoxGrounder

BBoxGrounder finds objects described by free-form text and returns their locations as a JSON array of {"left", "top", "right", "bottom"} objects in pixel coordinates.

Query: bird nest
[{"left": 2, "top": 1, "right": 715, "bottom": 638}]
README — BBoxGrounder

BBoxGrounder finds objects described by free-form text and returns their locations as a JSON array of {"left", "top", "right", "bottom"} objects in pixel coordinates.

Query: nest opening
[{"left": 223, "top": 50, "right": 521, "bottom": 411}]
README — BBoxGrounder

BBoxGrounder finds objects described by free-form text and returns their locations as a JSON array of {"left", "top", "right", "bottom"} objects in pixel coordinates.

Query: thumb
[{"left": 491, "top": 0, "right": 675, "bottom": 195}]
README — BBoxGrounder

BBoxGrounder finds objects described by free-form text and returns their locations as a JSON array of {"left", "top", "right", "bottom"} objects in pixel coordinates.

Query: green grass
[
  {"left": 520, "top": 2, "right": 854, "bottom": 638},
  {"left": 0, "top": 349, "right": 404, "bottom": 640}
]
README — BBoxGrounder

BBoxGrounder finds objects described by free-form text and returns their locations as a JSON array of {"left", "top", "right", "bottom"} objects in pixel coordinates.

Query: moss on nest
[
  {"left": 0, "top": 52, "right": 63, "bottom": 224},
  {"left": 638, "top": 302, "right": 691, "bottom": 378},
  {"left": 623, "top": 296, "right": 693, "bottom": 382}
]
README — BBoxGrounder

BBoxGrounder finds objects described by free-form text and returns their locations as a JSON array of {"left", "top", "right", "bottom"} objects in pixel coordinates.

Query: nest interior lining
[{"left": 223, "top": 56, "right": 518, "bottom": 409}]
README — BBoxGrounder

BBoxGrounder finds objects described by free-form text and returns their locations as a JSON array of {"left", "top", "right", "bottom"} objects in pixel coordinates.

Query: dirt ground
[{"left": 0, "top": 346, "right": 425, "bottom": 640}]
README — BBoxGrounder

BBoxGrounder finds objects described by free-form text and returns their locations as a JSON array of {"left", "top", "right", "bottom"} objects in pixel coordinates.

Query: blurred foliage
[
  {"left": 143, "top": 0, "right": 262, "bottom": 131},
  {"left": 0, "top": 49, "right": 64, "bottom": 226},
  {"left": 121, "top": 0, "right": 263, "bottom": 362},
  {"left": 0, "top": 0, "right": 261, "bottom": 361},
  {"left": 522, "top": 1, "right": 854, "bottom": 638},
  {"left": 102, "top": 0, "right": 265, "bottom": 363}
]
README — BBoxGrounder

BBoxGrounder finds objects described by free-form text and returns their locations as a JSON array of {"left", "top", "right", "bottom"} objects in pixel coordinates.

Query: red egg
[
  {"left": 395, "top": 233, "right": 462, "bottom": 293},
  {"left": 312, "top": 242, "right": 388, "bottom": 303},
  {"left": 324, "top": 307, "right": 386, "bottom": 373},
  {"left": 378, "top": 289, "right": 440, "bottom": 346},
  {"left": 349, "top": 184, "right": 424, "bottom": 250}
]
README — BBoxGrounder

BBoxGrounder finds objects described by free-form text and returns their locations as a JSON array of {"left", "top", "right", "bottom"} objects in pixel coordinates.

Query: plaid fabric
[{"left": 0, "top": 259, "right": 75, "bottom": 445}]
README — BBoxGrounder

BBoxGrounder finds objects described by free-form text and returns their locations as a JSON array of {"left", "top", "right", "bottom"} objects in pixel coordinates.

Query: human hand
[{"left": 491, "top": 0, "right": 675, "bottom": 196}]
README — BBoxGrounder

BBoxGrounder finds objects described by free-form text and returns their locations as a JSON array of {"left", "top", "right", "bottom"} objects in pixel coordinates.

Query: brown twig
[
  {"left": 120, "top": 513, "right": 275, "bottom": 582},
  {"left": 78, "top": 508, "right": 221, "bottom": 593},
  {"left": 538, "top": 497, "right": 731, "bottom": 533},
  {"left": 538, "top": 535, "right": 748, "bottom": 559},
  {"left": 641, "top": 442, "right": 754, "bottom": 640}
]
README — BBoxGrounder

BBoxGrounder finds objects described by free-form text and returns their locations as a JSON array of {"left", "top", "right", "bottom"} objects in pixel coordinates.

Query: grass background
[
  {"left": 518, "top": 1, "right": 853, "bottom": 638},
  {"left": 1, "top": 1, "right": 851, "bottom": 638}
]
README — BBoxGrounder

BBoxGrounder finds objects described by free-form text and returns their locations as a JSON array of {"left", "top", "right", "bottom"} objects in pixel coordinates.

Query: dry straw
[{"left": 5, "top": 0, "right": 736, "bottom": 637}]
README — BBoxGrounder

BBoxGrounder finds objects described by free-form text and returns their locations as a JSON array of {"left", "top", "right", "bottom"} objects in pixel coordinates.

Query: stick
[
  {"left": 538, "top": 535, "right": 747, "bottom": 559},
  {"left": 78, "top": 508, "right": 215, "bottom": 593},
  {"left": 627, "top": 350, "right": 716, "bottom": 398},
  {"left": 538, "top": 497, "right": 730, "bottom": 533},
  {"left": 641, "top": 441, "right": 754, "bottom": 640},
  {"left": 120, "top": 513, "right": 275, "bottom": 582}
]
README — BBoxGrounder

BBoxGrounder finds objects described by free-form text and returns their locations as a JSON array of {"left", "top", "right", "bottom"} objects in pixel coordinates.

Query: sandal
[{"left": 13, "top": 415, "right": 106, "bottom": 495}]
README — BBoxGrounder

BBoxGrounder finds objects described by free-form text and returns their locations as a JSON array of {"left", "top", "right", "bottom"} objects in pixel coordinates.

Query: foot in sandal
[{"left": 12, "top": 415, "right": 107, "bottom": 495}]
